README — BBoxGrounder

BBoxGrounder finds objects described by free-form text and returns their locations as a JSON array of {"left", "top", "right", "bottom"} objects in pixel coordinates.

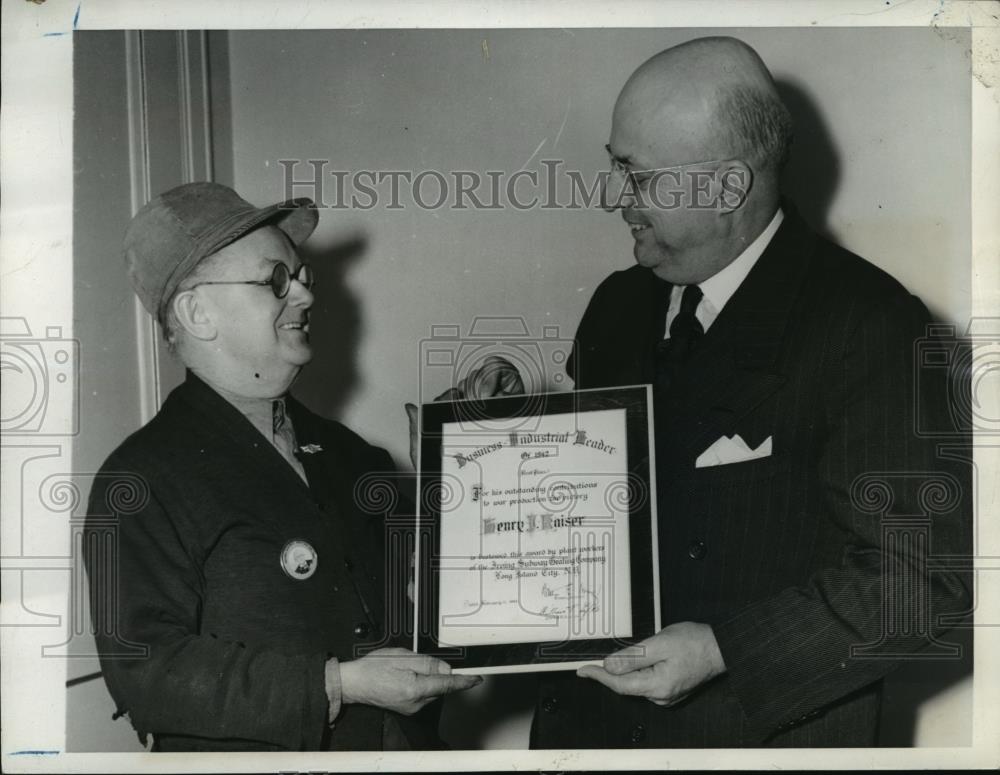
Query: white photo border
[{"left": 1, "top": 0, "right": 997, "bottom": 771}]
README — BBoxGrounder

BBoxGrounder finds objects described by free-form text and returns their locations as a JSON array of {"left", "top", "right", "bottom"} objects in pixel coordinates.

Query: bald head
[
  {"left": 613, "top": 36, "right": 791, "bottom": 175},
  {"left": 606, "top": 37, "right": 791, "bottom": 284}
]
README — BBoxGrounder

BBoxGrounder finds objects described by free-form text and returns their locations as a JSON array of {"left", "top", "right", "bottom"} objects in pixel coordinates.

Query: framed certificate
[{"left": 415, "top": 385, "right": 660, "bottom": 673}]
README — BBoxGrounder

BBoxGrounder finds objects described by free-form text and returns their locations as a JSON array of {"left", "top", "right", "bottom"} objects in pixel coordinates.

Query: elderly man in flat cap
[{"left": 84, "top": 182, "right": 479, "bottom": 752}]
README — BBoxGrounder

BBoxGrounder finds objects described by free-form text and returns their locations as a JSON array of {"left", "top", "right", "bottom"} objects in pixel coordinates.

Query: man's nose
[
  {"left": 287, "top": 276, "right": 314, "bottom": 308},
  {"left": 602, "top": 169, "right": 636, "bottom": 213}
]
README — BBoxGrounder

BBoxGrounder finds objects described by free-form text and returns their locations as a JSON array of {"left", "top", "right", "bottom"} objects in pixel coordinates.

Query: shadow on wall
[
  {"left": 777, "top": 76, "right": 960, "bottom": 323},
  {"left": 776, "top": 77, "right": 841, "bottom": 240},
  {"left": 292, "top": 234, "right": 368, "bottom": 421},
  {"left": 878, "top": 627, "right": 973, "bottom": 746},
  {"left": 439, "top": 673, "right": 539, "bottom": 750}
]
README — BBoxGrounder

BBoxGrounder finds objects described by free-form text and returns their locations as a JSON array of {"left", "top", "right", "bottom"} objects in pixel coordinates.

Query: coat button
[
  {"left": 687, "top": 540, "right": 707, "bottom": 560},
  {"left": 541, "top": 696, "right": 559, "bottom": 713},
  {"left": 353, "top": 622, "right": 370, "bottom": 638},
  {"left": 630, "top": 723, "right": 646, "bottom": 743},
  {"left": 344, "top": 558, "right": 354, "bottom": 571}
]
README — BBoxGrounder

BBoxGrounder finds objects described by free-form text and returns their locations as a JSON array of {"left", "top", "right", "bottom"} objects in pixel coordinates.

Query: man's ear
[
  {"left": 717, "top": 161, "right": 753, "bottom": 213},
  {"left": 173, "top": 289, "right": 217, "bottom": 341}
]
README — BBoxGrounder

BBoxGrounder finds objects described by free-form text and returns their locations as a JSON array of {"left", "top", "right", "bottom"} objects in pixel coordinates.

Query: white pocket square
[{"left": 696, "top": 434, "right": 772, "bottom": 468}]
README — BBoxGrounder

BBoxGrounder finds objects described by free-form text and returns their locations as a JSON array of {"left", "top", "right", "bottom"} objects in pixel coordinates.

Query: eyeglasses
[
  {"left": 605, "top": 144, "right": 726, "bottom": 189},
  {"left": 193, "top": 262, "right": 314, "bottom": 299}
]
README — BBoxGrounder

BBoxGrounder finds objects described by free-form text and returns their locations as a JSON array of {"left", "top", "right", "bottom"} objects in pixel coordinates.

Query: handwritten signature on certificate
[{"left": 538, "top": 580, "right": 601, "bottom": 619}]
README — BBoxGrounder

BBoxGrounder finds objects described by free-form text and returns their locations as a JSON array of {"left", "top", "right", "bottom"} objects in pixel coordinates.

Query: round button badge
[{"left": 280, "top": 539, "right": 318, "bottom": 580}]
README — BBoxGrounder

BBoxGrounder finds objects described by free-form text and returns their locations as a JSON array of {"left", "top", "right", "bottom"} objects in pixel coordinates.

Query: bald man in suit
[{"left": 521, "top": 36, "right": 972, "bottom": 748}]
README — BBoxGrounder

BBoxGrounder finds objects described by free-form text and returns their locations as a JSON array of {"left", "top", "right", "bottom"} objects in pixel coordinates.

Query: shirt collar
[
  {"left": 699, "top": 207, "right": 784, "bottom": 315},
  {"left": 212, "top": 384, "right": 287, "bottom": 443}
]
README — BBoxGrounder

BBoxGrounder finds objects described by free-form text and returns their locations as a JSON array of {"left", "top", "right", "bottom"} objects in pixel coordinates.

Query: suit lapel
[
  {"left": 664, "top": 210, "right": 816, "bottom": 465},
  {"left": 176, "top": 372, "right": 317, "bottom": 506},
  {"left": 286, "top": 398, "right": 342, "bottom": 508},
  {"left": 285, "top": 397, "right": 370, "bottom": 556},
  {"left": 287, "top": 397, "right": 389, "bottom": 627}
]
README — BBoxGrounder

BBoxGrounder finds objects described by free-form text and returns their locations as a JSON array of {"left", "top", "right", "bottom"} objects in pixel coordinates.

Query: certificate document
[{"left": 417, "top": 386, "right": 659, "bottom": 673}]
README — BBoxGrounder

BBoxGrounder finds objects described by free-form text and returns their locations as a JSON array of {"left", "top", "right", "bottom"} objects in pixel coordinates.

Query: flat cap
[{"left": 124, "top": 182, "right": 318, "bottom": 321}]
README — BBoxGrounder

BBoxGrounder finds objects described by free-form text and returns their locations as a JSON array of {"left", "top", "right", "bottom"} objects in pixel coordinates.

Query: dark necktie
[{"left": 654, "top": 284, "right": 704, "bottom": 395}]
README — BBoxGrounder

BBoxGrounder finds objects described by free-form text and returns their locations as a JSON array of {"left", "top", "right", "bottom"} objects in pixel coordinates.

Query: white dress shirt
[{"left": 664, "top": 208, "right": 784, "bottom": 337}]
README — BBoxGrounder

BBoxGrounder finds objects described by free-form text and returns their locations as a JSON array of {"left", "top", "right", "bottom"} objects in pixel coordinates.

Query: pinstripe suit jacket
[{"left": 531, "top": 207, "right": 972, "bottom": 748}]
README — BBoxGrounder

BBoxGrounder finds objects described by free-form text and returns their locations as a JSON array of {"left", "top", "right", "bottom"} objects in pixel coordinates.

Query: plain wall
[
  {"left": 225, "top": 27, "right": 973, "bottom": 749},
  {"left": 69, "top": 30, "right": 149, "bottom": 754}
]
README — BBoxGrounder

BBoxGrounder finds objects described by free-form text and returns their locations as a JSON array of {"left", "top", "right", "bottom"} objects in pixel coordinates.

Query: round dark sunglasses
[{"left": 194, "top": 262, "right": 314, "bottom": 299}]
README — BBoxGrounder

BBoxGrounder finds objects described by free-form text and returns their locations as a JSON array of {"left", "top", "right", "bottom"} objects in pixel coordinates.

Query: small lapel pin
[{"left": 297, "top": 443, "right": 324, "bottom": 454}]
